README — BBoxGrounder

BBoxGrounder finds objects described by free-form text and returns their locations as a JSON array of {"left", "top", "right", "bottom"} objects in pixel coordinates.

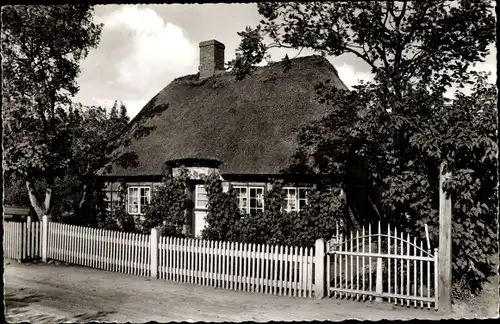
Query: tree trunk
[
  {"left": 78, "top": 184, "right": 88, "bottom": 209},
  {"left": 25, "top": 180, "right": 52, "bottom": 221}
]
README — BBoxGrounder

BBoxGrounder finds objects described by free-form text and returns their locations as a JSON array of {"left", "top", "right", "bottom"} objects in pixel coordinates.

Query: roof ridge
[{"left": 172, "top": 54, "right": 335, "bottom": 83}]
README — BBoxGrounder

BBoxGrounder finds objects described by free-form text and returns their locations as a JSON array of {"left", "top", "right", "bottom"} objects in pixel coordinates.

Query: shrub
[
  {"left": 100, "top": 180, "right": 137, "bottom": 232},
  {"left": 201, "top": 174, "right": 347, "bottom": 247},
  {"left": 139, "top": 168, "right": 191, "bottom": 237},
  {"left": 201, "top": 173, "right": 242, "bottom": 241}
]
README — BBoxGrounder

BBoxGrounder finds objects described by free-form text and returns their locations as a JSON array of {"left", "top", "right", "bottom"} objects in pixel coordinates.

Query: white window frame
[
  {"left": 233, "top": 185, "right": 265, "bottom": 214},
  {"left": 195, "top": 184, "right": 209, "bottom": 209},
  {"left": 127, "top": 186, "right": 151, "bottom": 215},
  {"left": 105, "top": 191, "right": 112, "bottom": 212},
  {"left": 234, "top": 186, "right": 248, "bottom": 214},
  {"left": 283, "top": 187, "right": 309, "bottom": 212}
]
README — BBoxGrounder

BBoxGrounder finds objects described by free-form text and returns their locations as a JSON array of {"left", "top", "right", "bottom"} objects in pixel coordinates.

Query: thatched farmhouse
[{"left": 101, "top": 39, "right": 348, "bottom": 237}]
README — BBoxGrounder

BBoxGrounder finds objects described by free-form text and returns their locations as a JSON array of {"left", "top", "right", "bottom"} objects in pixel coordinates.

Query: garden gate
[{"left": 325, "top": 221, "right": 439, "bottom": 310}]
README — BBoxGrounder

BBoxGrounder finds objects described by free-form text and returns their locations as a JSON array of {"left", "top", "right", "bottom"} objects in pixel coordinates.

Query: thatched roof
[{"left": 104, "top": 55, "right": 348, "bottom": 177}]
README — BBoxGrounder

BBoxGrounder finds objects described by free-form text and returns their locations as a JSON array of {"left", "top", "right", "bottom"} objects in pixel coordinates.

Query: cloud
[
  {"left": 101, "top": 5, "right": 197, "bottom": 91},
  {"left": 334, "top": 63, "right": 374, "bottom": 89},
  {"left": 75, "top": 5, "right": 198, "bottom": 119}
]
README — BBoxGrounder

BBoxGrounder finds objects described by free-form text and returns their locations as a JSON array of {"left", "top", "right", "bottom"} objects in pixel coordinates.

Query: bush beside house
[{"left": 201, "top": 173, "right": 347, "bottom": 248}]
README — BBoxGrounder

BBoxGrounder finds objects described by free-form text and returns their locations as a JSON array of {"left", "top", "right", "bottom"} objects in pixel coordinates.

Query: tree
[
  {"left": 230, "top": 1, "right": 497, "bottom": 294},
  {"left": 103, "top": 100, "right": 129, "bottom": 142},
  {"left": 2, "top": 6, "right": 158, "bottom": 226},
  {"left": 3, "top": 102, "right": 130, "bottom": 226},
  {"left": 54, "top": 103, "right": 131, "bottom": 225},
  {"left": 230, "top": 1, "right": 494, "bottom": 98},
  {"left": 119, "top": 101, "right": 130, "bottom": 125},
  {"left": 2, "top": 5, "right": 103, "bottom": 219},
  {"left": 110, "top": 100, "right": 119, "bottom": 120}
]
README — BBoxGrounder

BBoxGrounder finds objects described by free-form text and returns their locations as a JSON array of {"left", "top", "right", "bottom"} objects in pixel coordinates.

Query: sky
[{"left": 74, "top": 3, "right": 497, "bottom": 119}]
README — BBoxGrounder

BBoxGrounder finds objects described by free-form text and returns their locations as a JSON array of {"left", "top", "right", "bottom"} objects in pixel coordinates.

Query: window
[
  {"left": 298, "top": 187, "right": 308, "bottom": 211},
  {"left": 105, "top": 192, "right": 112, "bottom": 211},
  {"left": 127, "top": 186, "right": 151, "bottom": 215},
  {"left": 284, "top": 187, "right": 309, "bottom": 212},
  {"left": 235, "top": 187, "right": 248, "bottom": 214},
  {"left": 249, "top": 187, "right": 264, "bottom": 214},
  {"left": 104, "top": 182, "right": 121, "bottom": 212},
  {"left": 234, "top": 186, "right": 264, "bottom": 215},
  {"left": 195, "top": 184, "right": 209, "bottom": 209}
]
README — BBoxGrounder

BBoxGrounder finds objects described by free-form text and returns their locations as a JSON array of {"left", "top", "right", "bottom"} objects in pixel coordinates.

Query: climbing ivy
[
  {"left": 201, "top": 174, "right": 347, "bottom": 248},
  {"left": 200, "top": 173, "right": 241, "bottom": 241},
  {"left": 105, "top": 179, "right": 136, "bottom": 232},
  {"left": 140, "top": 168, "right": 191, "bottom": 237}
]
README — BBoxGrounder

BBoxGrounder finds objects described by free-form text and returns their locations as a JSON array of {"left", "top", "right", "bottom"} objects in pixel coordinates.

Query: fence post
[
  {"left": 26, "top": 216, "right": 32, "bottom": 260},
  {"left": 315, "top": 238, "right": 325, "bottom": 299},
  {"left": 27, "top": 215, "right": 32, "bottom": 233},
  {"left": 375, "top": 257, "right": 383, "bottom": 302},
  {"left": 150, "top": 227, "right": 159, "bottom": 278},
  {"left": 438, "top": 162, "right": 452, "bottom": 312},
  {"left": 41, "top": 215, "right": 48, "bottom": 262}
]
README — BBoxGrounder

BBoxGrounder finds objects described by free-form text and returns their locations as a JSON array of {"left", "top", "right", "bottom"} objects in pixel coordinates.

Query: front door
[{"left": 193, "top": 184, "right": 209, "bottom": 237}]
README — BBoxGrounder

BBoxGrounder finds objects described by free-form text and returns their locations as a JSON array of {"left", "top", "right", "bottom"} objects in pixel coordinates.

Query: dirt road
[{"left": 3, "top": 261, "right": 459, "bottom": 322}]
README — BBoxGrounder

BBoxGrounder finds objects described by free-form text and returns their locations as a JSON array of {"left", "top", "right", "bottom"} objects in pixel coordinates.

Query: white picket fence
[
  {"left": 4, "top": 217, "right": 444, "bottom": 308},
  {"left": 47, "top": 222, "right": 151, "bottom": 276},
  {"left": 158, "top": 237, "right": 315, "bottom": 297},
  {"left": 3, "top": 220, "right": 41, "bottom": 261},
  {"left": 2, "top": 218, "right": 319, "bottom": 298}
]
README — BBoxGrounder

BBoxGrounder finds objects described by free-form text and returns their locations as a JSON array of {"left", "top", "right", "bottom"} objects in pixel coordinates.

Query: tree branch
[
  {"left": 392, "top": 1, "right": 408, "bottom": 72},
  {"left": 397, "top": 1, "right": 408, "bottom": 22},
  {"left": 267, "top": 42, "right": 297, "bottom": 50},
  {"left": 37, "top": 98, "right": 50, "bottom": 140},
  {"left": 49, "top": 89, "right": 57, "bottom": 125},
  {"left": 292, "top": 47, "right": 305, "bottom": 59},
  {"left": 343, "top": 46, "right": 378, "bottom": 73},
  {"left": 43, "top": 175, "right": 54, "bottom": 214},
  {"left": 382, "top": 2, "right": 390, "bottom": 27},
  {"left": 26, "top": 180, "right": 43, "bottom": 217},
  {"left": 44, "top": 187, "right": 52, "bottom": 213},
  {"left": 387, "top": 1, "right": 397, "bottom": 21},
  {"left": 375, "top": 43, "right": 390, "bottom": 71},
  {"left": 402, "top": 2, "right": 437, "bottom": 46},
  {"left": 78, "top": 184, "right": 88, "bottom": 209},
  {"left": 403, "top": 49, "right": 427, "bottom": 76}
]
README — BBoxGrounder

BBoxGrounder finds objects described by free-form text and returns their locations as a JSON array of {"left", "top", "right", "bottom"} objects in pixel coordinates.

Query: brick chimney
[{"left": 199, "top": 40, "right": 225, "bottom": 79}]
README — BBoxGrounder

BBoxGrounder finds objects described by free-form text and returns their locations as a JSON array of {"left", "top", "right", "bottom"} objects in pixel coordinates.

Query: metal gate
[{"left": 325, "top": 221, "right": 438, "bottom": 310}]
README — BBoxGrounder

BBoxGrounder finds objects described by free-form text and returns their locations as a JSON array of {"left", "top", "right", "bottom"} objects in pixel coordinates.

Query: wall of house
[
  {"left": 103, "top": 181, "right": 162, "bottom": 213},
  {"left": 172, "top": 166, "right": 218, "bottom": 179},
  {"left": 104, "top": 177, "right": 315, "bottom": 238}
]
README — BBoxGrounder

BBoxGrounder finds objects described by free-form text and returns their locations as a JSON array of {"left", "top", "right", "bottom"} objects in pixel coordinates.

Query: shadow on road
[
  {"left": 5, "top": 292, "right": 42, "bottom": 314},
  {"left": 73, "top": 311, "right": 116, "bottom": 322},
  {"left": 4, "top": 291, "right": 115, "bottom": 323}
]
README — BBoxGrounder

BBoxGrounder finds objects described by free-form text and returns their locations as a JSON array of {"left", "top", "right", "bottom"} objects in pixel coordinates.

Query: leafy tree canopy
[
  {"left": 2, "top": 5, "right": 104, "bottom": 218},
  {"left": 230, "top": 1, "right": 495, "bottom": 97},
  {"left": 229, "top": 1, "right": 497, "bottom": 295},
  {"left": 3, "top": 102, "right": 130, "bottom": 225},
  {"left": 2, "top": 6, "right": 138, "bottom": 223}
]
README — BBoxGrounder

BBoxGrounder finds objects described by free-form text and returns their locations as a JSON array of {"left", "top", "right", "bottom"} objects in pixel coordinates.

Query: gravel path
[{"left": 3, "top": 260, "right": 465, "bottom": 323}]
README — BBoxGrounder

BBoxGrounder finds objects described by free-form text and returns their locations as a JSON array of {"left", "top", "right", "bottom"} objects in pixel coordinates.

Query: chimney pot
[{"left": 199, "top": 39, "right": 225, "bottom": 79}]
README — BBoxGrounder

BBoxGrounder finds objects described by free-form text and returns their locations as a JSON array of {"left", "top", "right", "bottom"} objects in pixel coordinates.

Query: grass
[{"left": 451, "top": 255, "right": 499, "bottom": 319}]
